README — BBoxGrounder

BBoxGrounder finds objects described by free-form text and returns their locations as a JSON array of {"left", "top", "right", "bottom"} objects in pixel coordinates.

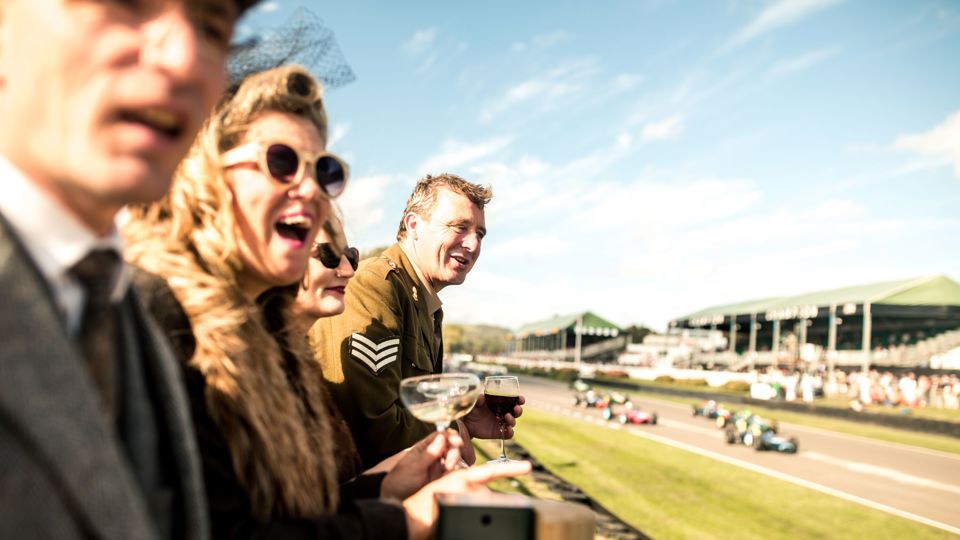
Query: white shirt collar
[{"left": 0, "top": 155, "right": 129, "bottom": 332}]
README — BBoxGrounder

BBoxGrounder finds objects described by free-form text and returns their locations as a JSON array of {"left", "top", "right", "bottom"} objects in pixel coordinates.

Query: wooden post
[
  {"left": 861, "top": 302, "right": 872, "bottom": 373},
  {"left": 772, "top": 319, "right": 781, "bottom": 364}
]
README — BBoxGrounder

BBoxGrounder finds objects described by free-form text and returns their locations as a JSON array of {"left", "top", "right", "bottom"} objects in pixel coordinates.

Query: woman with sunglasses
[
  {"left": 125, "top": 65, "right": 529, "bottom": 540},
  {"left": 296, "top": 211, "right": 360, "bottom": 322}
]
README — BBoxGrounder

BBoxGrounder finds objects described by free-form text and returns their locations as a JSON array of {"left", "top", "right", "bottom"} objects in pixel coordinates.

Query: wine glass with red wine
[{"left": 484, "top": 375, "right": 520, "bottom": 463}]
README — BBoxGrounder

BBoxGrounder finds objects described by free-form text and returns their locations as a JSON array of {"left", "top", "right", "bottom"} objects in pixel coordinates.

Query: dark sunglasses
[
  {"left": 221, "top": 140, "right": 349, "bottom": 198},
  {"left": 312, "top": 242, "right": 360, "bottom": 271}
]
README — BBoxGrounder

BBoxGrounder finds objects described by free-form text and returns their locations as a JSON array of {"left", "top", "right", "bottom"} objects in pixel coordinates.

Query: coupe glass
[
  {"left": 399, "top": 373, "right": 482, "bottom": 432},
  {"left": 483, "top": 375, "right": 520, "bottom": 463}
]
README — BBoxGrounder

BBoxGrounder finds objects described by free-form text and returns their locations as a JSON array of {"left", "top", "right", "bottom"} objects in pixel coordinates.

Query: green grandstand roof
[
  {"left": 674, "top": 275, "right": 960, "bottom": 323},
  {"left": 514, "top": 311, "right": 621, "bottom": 337}
]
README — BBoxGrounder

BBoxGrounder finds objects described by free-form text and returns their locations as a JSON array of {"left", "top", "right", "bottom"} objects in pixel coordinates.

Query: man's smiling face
[{"left": 406, "top": 187, "right": 486, "bottom": 292}]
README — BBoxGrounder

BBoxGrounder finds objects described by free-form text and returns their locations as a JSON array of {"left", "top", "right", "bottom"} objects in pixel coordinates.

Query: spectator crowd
[{"left": 757, "top": 367, "right": 960, "bottom": 410}]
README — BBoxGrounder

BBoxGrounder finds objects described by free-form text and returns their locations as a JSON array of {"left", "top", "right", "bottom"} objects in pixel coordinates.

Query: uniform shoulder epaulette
[{"left": 362, "top": 254, "right": 400, "bottom": 280}]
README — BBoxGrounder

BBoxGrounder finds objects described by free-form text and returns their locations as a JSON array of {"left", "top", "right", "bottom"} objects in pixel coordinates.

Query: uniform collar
[{"left": 397, "top": 241, "right": 442, "bottom": 316}]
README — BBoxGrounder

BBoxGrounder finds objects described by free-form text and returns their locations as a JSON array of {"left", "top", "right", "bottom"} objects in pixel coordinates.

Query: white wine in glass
[
  {"left": 399, "top": 373, "right": 482, "bottom": 432},
  {"left": 484, "top": 375, "right": 520, "bottom": 463}
]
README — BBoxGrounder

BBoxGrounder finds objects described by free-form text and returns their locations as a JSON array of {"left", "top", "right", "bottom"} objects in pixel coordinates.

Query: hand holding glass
[
  {"left": 484, "top": 375, "right": 520, "bottom": 463},
  {"left": 399, "top": 373, "right": 482, "bottom": 432}
]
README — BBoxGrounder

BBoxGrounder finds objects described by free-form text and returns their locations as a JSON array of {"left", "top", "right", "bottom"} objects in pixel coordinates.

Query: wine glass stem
[{"left": 499, "top": 422, "right": 507, "bottom": 460}]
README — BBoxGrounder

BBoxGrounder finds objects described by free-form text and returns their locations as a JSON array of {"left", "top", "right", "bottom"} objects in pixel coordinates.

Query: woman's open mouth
[{"left": 275, "top": 214, "right": 314, "bottom": 245}]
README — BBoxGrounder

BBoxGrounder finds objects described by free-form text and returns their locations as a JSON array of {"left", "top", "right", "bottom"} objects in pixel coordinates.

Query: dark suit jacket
[{"left": 0, "top": 216, "right": 209, "bottom": 540}]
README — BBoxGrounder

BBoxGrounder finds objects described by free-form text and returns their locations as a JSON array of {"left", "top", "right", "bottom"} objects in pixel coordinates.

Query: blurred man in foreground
[{"left": 0, "top": 1, "right": 258, "bottom": 538}]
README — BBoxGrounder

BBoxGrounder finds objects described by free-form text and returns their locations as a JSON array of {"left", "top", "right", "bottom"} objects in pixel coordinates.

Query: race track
[{"left": 517, "top": 375, "right": 960, "bottom": 535}]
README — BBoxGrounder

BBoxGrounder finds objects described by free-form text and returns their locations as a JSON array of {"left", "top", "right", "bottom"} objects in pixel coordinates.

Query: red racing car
[{"left": 602, "top": 400, "right": 658, "bottom": 425}]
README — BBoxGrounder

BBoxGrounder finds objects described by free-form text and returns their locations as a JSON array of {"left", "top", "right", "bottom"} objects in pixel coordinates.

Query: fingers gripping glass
[
  {"left": 312, "top": 242, "right": 359, "bottom": 271},
  {"left": 221, "top": 141, "right": 349, "bottom": 198}
]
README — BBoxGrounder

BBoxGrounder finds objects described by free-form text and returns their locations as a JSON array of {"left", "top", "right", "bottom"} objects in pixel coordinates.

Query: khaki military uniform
[{"left": 310, "top": 243, "right": 440, "bottom": 468}]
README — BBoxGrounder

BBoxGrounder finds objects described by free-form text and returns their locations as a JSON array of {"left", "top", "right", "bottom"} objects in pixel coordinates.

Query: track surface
[{"left": 517, "top": 376, "right": 960, "bottom": 534}]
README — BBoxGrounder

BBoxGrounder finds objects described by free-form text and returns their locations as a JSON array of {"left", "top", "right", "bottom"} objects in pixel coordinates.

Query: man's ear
[{"left": 403, "top": 212, "right": 420, "bottom": 240}]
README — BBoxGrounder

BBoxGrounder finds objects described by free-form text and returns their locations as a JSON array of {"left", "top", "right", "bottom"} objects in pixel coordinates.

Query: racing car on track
[
  {"left": 723, "top": 412, "right": 797, "bottom": 453},
  {"left": 691, "top": 399, "right": 733, "bottom": 427},
  {"left": 571, "top": 379, "right": 605, "bottom": 408},
  {"left": 603, "top": 400, "right": 658, "bottom": 425}
]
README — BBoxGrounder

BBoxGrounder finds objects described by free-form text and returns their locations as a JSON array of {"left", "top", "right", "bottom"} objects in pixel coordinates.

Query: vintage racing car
[
  {"left": 571, "top": 379, "right": 605, "bottom": 408},
  {"left": 723, "top": 412, "right": 797, "bottom": 453},
  {"left": 602, "top": 400, "right": 658, "bottom": 425},
  {"left": 691, "top": 399, "right": 733, "bottom": 427}
]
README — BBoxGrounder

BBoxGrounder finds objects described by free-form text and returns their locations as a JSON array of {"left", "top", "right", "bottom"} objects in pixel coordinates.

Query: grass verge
[
  {"left": 471, "top": 440, "right": 540, "bottom": 497},
  {"left": 515, "top": 408, "right": 956, "bottom": 540}
]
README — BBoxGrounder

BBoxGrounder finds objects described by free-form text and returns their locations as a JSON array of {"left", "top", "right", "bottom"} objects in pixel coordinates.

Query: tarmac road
[{"left": 516, "top": 375, "right": 960, "bottom": 535}]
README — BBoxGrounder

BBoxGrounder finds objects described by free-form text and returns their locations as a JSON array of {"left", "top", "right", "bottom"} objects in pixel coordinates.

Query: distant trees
[
  {"left": 625, "top": 324, "right": 653, "bottom": 344},
  {"left": 359, "top": 245, "right": 391, "bottom": 260},
  {"left": 444, "top": 324, "right": 511, "bottom": 355}
]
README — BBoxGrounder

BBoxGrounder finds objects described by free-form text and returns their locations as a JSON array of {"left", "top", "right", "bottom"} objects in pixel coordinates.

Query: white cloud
[
  {"left": 613, "top": 73, "right": 644, "bottom": 91},
  {"left": 404, "top": 27, "right": 437, "bottom": 55},
  {"left": 722, "top": 0, "right": 844, "bottom": 53},
  {"left": 894, "top": 110, "right": 960, "bottom": 177},
  {"left": 337, "top": 174, "right": 398, "bottom": 247},
  {"left": 640, "top": 115, "right": 684, "bottom": 142},
  {"left": 628, "top": 69, "right": 743, "bottom": 129},
  {"left": 418, "top": 137, "right": 514, "bottom": 175},
  {"left": 765, "top": 47, "right": 836, "bottom": 80},
  {"left": 327, "top": 122, "right": 350, "bottom": 150},
  {"left": 401, "top": 28, "right": 467, "bottom": 73},
  {"left": 257, "top": 1, "right": 280, "bottom": 13},
  {"left": 511, "top": 31, "right": 570, "bottom": 52},
  {"left": 479, "top": 59, "right": 599, "bottom": 122},
  {"left": 480, "top": 78, "right": 575, "bottom": 122},
  {"left": 504, "top": 80, "right": 546, "bottom": 103},
  {"left": 415, "top": 53, "right": 440, "bottom": 73}
]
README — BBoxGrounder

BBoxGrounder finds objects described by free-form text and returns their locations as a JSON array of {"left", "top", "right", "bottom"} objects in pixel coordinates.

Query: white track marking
[
  {"left": 801, "top": 451, "right": 960, "bottom": 496},
  {"left": 657, "top": 417, "right": 722, "bottom": 436},
  {"left": 533, "top": 402, "right": 960, "bottom": 537}
]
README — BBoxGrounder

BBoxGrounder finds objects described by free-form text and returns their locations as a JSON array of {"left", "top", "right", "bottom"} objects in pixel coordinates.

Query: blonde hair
[
  {"left": 125, "top": 65, "right": 341, "bottom": 519},
  {"left": 396, "top": 173, "right": 492, "bottom": 240}
]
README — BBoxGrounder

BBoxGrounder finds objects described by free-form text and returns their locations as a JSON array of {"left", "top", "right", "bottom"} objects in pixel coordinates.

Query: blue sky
[{"left": 243, "top": 0, "right": 960, "bottom": 331}]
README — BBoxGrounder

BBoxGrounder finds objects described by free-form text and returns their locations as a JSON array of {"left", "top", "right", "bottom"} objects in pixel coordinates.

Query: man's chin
[
  {"left": 445, "top": 272, "right": 470, "bottom": 286},
  {"left": 102, "top": 166, "right": 177, "bottom": 205}
]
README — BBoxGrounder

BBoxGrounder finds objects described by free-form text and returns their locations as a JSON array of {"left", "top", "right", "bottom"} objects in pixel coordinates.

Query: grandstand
[
  {"left": 508, "top": 311, "right": 625, "bottom": 362},
  {"left": 670, "top": 275, "right": 960, "bottom": 370}
]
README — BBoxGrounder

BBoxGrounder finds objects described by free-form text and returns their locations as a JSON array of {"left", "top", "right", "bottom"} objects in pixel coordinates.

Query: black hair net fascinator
[{"left": 227, "top": 6, "right": 356, "bottom": 92}]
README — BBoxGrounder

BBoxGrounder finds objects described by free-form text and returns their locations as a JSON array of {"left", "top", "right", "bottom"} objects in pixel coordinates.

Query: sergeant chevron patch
[{"left": 350, "top": 333, "right": 400, "bottom": 373}]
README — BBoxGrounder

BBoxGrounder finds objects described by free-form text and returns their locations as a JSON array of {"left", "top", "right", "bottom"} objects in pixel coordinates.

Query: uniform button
[{"left": 388, "top": 261, "right": 397, "bottom": 269}]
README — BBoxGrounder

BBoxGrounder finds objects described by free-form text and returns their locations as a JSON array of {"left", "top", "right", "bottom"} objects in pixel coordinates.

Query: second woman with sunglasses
[
  {"left": 296, "top": 210, "right": 361, "bottom": 323},
  {"left": 125, "top": 65, "right": 529, "bottom": 540}
]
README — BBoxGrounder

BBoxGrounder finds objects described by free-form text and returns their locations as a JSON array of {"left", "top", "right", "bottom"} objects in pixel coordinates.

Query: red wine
[{"left": 485, "top": 393, "right": 519, "bottom": 418}]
